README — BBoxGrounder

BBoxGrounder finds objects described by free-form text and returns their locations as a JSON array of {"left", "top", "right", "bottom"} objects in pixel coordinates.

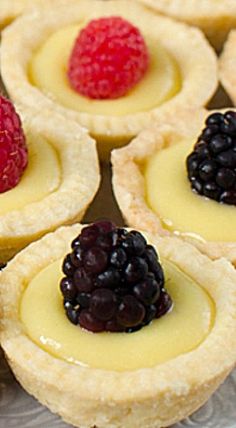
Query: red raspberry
[
  {"left": 0, "top": 96, "right": 28, "bottom": 193},
  {"left": 68, "top": 16, "right": 149, "bottom": 100}
]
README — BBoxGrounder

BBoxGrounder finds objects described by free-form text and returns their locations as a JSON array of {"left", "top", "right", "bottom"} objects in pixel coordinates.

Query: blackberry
[
  {"left": 187, "top": 111, "right": 236, "bottom": 205},
  {"left": 60, "top": 220, "right": 172, "bottom": 333}
]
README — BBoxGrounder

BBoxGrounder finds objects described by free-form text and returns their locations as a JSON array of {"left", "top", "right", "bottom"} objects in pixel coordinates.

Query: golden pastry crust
[
  {"left": 0, "top": 108, "right": 100, "bottom": 263},
  {"left": 0, "top": 0, "right": 51, "bottom": 28},
  {"left": 1, "top": 223, "right": 236, "bottom": 428},
  {"left": 0, "top": 0, "right": 217, "bottom": 159},
  {"left": 134, "top": 0, "right": 236, "bottom": 51},
  {"left": 112, "top": 108, "right": 236, "bottom": 266},
  {"left": 0, "top": 0, "right": 27, "bottom": 27},
  {"left": 219, "top": 30, "right": 236, "bottom": 105},
  {"left": 0, "top": 0, "right": 42, "bottom": 28}
]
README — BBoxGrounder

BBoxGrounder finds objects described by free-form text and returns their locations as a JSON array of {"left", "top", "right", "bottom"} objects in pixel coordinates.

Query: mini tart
[
  {"left": 1, "top": 223, "right": 236, "bottom": 428},
  {"left": 219, "top": 30, "right": 236, "bottom": 106},
  {"left": 0, "top": 109, "right": 100, "bottom": 264},
  {"left": 112, "top": 108, "right": 236, "bottom": 266},
  {"left": 0, "top": 0, "right": 218, "bottom": 161},
  {"left": 133, "top": 0, "right": 236, "bottom": 51}
]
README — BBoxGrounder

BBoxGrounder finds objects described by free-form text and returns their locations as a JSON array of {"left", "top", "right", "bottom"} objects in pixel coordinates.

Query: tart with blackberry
[
  {"left": 133, "top": 0, "right": 236, "bottom": 51},
  {"left": 0, "top": 96, "right": 99, "bottom": 263},
  {"left": 0, "top": 0, "right": 217, "bottom": 160},
  {"left": 220, "top": 30, "right": 236, "bottom": 106},
  {"left": 112, "top": 108, "right": 236, "bottom": 265},
  {"left": 1, "top": 220, "right": 236, "bottom": 428}
]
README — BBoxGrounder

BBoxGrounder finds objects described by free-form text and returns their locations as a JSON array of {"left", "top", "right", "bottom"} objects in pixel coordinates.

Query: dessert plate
[{"left": 0, "top": 348, "right": 235, "bottom": 428}]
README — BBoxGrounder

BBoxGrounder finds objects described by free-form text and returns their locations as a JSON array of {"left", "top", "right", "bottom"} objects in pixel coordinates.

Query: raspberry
[
  {"left": 0, "top": 96, "right": 28, "bottom": 193},
  {"left": 60, "top": 221, "right": 172, "bottom": 333},
  {"left": 187, "top": 111, "right": 236, "bottom": 205},
  {"left": 67, "top": 16, "right": 149, "bottom": 100}
]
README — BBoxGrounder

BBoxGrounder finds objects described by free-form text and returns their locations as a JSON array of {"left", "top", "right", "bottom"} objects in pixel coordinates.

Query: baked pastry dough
[
  {"left": 133, "top": 0, "right": 236, "bottom": 51},
  {"left": 1, "top": 223, "right": 236, "bottom": 428},
  {"left": 219, "top": 30, "right": 236, "bottom": 105},
  {"left": 0, "top": 0, "right": 218, "bottom": 160},
  {"left": 0, "top": 108, "right": 100, "bottom": 263},
  {"left": 0, "top": 0, "right": 37, "bottom": 28},
  {"left": 112, "top": 108, "right": 236, "bottom": 265}
]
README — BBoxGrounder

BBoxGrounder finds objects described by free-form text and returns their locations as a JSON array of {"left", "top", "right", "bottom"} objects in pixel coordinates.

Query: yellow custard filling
[
  {"left": 21, "top": 258, "right": 214, "bottom": 372},
  {"left": 0, "top": 136, "right": 60, "bottom": 216},
  {"left": 145, "top": 140, "right": 236, "bottom": 242},
  {"left": 29, "top": 24, "right": 181, "bottom": 116}
]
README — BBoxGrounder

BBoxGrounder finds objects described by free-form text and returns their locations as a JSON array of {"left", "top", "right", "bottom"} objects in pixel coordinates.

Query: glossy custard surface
[
  {"left": 21, "top": 258, "right": 214, "bottom": 371},
  {"left": 145, "top": 140, "right": 236, "bottom": 242},
  {"left": 29, "top": 24, "right": 181, "bottom": 116},
  {"left": 0, "top": 136, "right": 60, "bottom": 215}
]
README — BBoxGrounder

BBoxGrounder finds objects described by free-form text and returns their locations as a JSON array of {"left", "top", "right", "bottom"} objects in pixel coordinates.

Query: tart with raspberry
[
  {"left": 220, "top": 30, "right": 236, "bottom": 106},
  {"left": 133, "top": 0, "right": 236, "bottom": 51},
  {"left": 112, "top": 108, "right": 236, "bottom": 265},
  {"left": 0, "top": 0, "right": 217, "bottom": 160},
  {"left": 1, "top": 220, "right": 236, "bottom": 428},
  {"left": 0, "top": 96, "right": 99, "bottom": 263}
]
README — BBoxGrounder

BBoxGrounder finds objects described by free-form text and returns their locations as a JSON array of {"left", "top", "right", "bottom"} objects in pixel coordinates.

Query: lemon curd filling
[
  {"left": 21, "top": 258, "right": 214, "bottom": 372},
  {"left": 0, "top": 136, "right": 61, "bottom": 215},
  {"left": 28, "top": 24, "right": 181, "bottom": 116},
  {"left": 145, "top": 140, "right": 236, "bottom": 242}
]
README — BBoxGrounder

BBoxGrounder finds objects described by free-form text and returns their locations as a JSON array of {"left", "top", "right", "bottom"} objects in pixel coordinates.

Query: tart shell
[
  {"left": 0, "top": 0, "right": 218, "bottom": 160},
  {"left": 1, "top": 224, "right": 236, "bottom": 428},
  {"left": 133, "top": 0, "right": 236, "bottom": 51},
  {"left": 0, "top": 108, "right": 100, "bottom": 263},
  {"left": 219, "top": 30, "right": 236, "bottom": 106},
  {"left": 0, "top": 0, "right": 27, "bottom": 28},
  {"left": 112, "top": 108, "right": 236, "bottom": 266}
]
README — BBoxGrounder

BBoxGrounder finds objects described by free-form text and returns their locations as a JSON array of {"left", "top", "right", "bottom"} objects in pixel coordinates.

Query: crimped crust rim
[
  {"left": 219, "top": 30, "right": 236, "bottom": 106},
  {"left": 134, "top": 0, "right": 236, "bottom": 20}
]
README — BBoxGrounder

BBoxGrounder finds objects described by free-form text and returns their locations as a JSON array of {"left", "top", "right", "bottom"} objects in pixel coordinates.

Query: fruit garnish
[
  {"left": 0, "top": 96, "right": 28, "bottom": 193},
  {"left": 67, "top": 16, "right": 149, "bottom": 100},
  {"left": 186, "top": 111, "right": 236, "bottom": 205},
  {"left": 60, "top": 221, "right": 172, "bottom": 333}
]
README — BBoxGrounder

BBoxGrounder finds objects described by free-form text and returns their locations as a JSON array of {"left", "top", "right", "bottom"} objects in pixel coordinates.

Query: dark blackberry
[
  {"left": 117, "top": 295, "right": 145, "bottom": 328},
  {"left": 124, "top": 257, "right": 148, "bottom": 283},
  {"left": 90, "top": 289, "right": 117, "bottom": 321},
  {"left": 133, "top": 276, "right": 161, "bottom": 305},
  {"left": 186, "top": 111, "right": 236, "bottom": 205},
  {"left": 96, "top": 267, "right": 121, "bottom": 288},
  {"left": 76, "top": 292, "right": 91, "bottom": 308},
  {"left": 73, "top": 268, "right": 93, "bottom": 293},
  {"left": 121, "top": 230, "right": 146, "bottom": 255},
  {"left": 110, "top": 247, "right": 127, "bottom": 268},
  {"left": 60, "top": 221, "right": 172, "bottom": 333},
  {"left": 83, "top": 247, "right": 108, "bottom": 274},
  {"left": 62, "top": 254, "right": 75, "bottom": 277},
  {"left": 155, "top": 291, "right": 173, "bottom": 319},
  {"left": 64, "top": 301, "right": 80, "bottom": 325},
  {"left": 79, "top": 310, "right": 105, "bottom": 333},
  {"left": 60, "top": 277, "right": 77, "bottom": 302}
]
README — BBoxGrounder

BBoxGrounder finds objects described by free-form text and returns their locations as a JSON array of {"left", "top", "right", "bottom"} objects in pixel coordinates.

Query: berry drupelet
[
  {"left": 187, "top": 111, "right": 236, "bottom": 205},
  {"left": 60, "top": 221, "right": 172, "bottom": 333}
]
